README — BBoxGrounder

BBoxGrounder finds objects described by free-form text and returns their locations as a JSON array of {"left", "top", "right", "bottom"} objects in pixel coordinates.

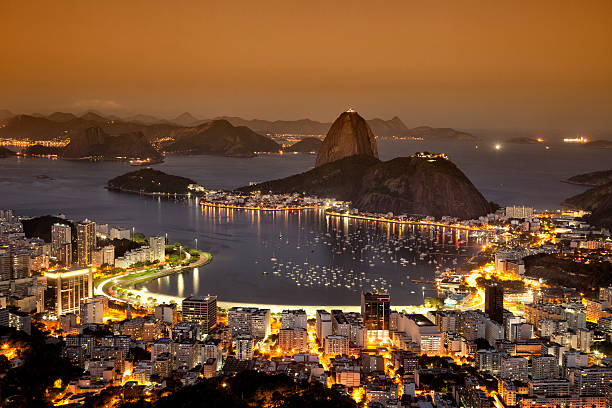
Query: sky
[{"left": 1, "top": 0, "right": 612, "bottom": 130}]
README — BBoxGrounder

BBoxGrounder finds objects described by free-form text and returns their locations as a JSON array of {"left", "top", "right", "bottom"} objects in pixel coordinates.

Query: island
[
  {"left": 107, "top": 168, "right": 197, "bottom": 195},
  {"left": 506, "top": 136, "right": 541, "bottom": 144},
  {"left": 283, "top": 137, "right": 322, "bottom": 153},
  {"left": 563, "top": 169, "right": 612, "bottom": 186}
]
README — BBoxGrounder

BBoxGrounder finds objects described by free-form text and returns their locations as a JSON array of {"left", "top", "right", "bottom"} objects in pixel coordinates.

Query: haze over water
[{"left": 0, "top": 139, "right": 609, "bottom": 305}]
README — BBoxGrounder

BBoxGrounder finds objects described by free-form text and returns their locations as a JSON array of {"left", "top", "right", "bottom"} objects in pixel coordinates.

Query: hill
[
  {"left": 402, "top": 126, "right": 478, "bottom": 141},
  {"left": 0, "top": 109, "right": 14, "bottom": 121},
  {"left": 315, "top": 110, "right": 378, "bottom": 167},
  {"left": 23, "top": 144, "right": 64, "bottom": 156},
  {"left": 107, "top": 168, "right": 196, "bottom": 195},
  {"left": 563, "top": 181, "right": 612, "bottom": 229},
  {"left": 62, "top": 127, "right": 163, "bottom": 162},
  {"left": 0, "top": 146, "right": 17, "bottom": 157},
  {"left": 284, "top": 137, "right": 322, "bottom": 153},
  {"left": 166, "top": 119, "right": 281, "bottom": 157},
  {"left": 242, "top": 154, "right": 491, "bottom": 219},
  {"left": 563, "top": 169, "right": 612, "bottom": 187},
  {"left": 21, "top": 215, "right": 74, "bottom": 243}
]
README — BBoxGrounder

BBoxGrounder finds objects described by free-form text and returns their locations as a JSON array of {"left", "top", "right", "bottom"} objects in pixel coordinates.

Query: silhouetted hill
[
  {"left": 242, "top": 154, "right": 491, "bottom": 219},
  {"left": 284, "top": 137, "right": 322, "bottom": 153},
  {"left": 21, "top": 215, "right": 74, "bottom": 243},
  {"left": 316, "top": 110, "right": 378, "bottom": 167},
  {"left": 47, "top": 112, "right": 77, "bottom": 122},
  {"left": 23, "top": 144, "right": 64, "bottom": 156},
  {"left": 171, "top": 112, "right": 200, "bottom": 127},
  {"left": 62, "top": 127, "right": 162, "bottom": 161},
  {"left": 563, "top": 181, "right": 612, "bottom": 229},
  {"left": 403, "top": 126, "right": 478, "bottom": 141},
  {"left": 0, "top": 146, "right": 16, "bottom": 157},
  {"left": 108, "top": 168, "right": 196, "bottom": 194},
  {"left": 167, "top": 119, "right": 280, "bottom": 157},
  {"left": 563, "top": 169, "right": 612, "bottom": 187},
  {"left": 367, "top": 116, "right": 409, "bottom": 137}
]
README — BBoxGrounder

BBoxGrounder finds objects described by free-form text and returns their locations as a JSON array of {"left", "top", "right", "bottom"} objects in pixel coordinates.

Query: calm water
[{"left": 0, "top": 139, "right": 609, "bottom": 305}]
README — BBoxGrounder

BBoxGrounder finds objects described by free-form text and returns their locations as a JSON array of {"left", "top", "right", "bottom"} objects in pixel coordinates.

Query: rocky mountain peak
[{"left": 315, "top": 110, "right": 378, "bottom": 167}]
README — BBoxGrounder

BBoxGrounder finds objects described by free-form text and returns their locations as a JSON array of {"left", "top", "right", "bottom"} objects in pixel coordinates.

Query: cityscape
[{"left": 2, "top": 1, "right": 612, "bottom": 408}]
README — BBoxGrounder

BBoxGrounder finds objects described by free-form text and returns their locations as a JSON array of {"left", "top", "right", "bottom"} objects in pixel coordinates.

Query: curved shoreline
[{"left": 200, "top": 201, "right": 318, "bottom": 211}]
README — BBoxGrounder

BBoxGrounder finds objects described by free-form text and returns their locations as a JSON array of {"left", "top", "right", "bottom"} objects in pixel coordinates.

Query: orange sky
[{"left": 1, "top": 0, "right": 611, "bottom": 130}]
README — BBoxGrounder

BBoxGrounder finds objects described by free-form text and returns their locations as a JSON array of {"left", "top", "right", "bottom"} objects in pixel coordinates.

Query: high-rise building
[
  {"left": 81, "top": 296, "right": 107, "bottom": 324},
  {"left": 0, "top": 248, "right": 11, "bottom": 281},
  {"left": 361, "top": 291, "right": 390, "bottom": 340},
  {"left": 45, "top": 267, "right": 93, "bottom": 317},
  {"left": 316, "top": 310, "right": 332, "bottom": 344},
  {"left": 149, "top": 236, "right": 165, "bottom": 262},
  {"left": 227, "top": 307, "right": 271, "bottom": 340},
  {"left": 155, "top": 303, "right": 178, "bottom": 325},
  {"left": 236, "top": 335, "right": 254, "bottom": 361},
  {"left": 51, "top": 223, "right": 71, "bottom": 250},
  {"left": 485, "top": 283, "right": 504, "bottom": 324},
  {"left": 281, "top": 309, "right": 307, "bottom": 330},
  {"left": 181, "top": 295, "right": 217, "bottom": 334},
  {"left": 57, "top": 243, "right": 72, "bottom": 266},
  {"left": 76, "top": 220, "right": 96, "bottom": 266},
  {"left": 278, "top": 328, "right": 308, "bottom": 353},
  {"left": 11, "top": 249, "right": 30, "bottom": 279}
]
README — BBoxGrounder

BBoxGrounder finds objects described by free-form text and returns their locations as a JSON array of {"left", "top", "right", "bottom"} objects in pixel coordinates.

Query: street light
[{"left": 194, "top": 238, "right": 198, "bottom": 251}]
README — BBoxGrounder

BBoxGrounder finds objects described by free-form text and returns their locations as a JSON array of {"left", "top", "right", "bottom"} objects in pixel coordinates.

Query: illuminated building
[
  {"left": 278, "top": 327, "right": 308, "bottom": 353},
  {"left": 51, "top": 223, "right": 71, "bottom": 251},
  {"left": 155, "top": 303, "right": 178, "bottom": 325},
  {"left": 235, "top": 335, "right": 254, "bottom": 361},
  {"left": 181, "top": 295, "right": 217, "bottom": 334},
  {"left": 149, "top": 236, "right": 165, "bottom": 262},
  {"left": 361, "top": 291, "right": 390, "bottom": 342},
  {"left": 281, "top": 309, "right": 307, "bottom": 329},
  {"left": 0, "top": 248, "right": 10, "bottom": 281},
  {"left": 11, "top": 249, "right": 30, "bottom": 279},
  {"left": 56, "top": 242, "right": 72, "bottom": 266},
  {"left": 81, "top": 295, "right": 107, "bottom": 324},
  {"left": 485, "top": 283, "right": 504, "bottom": 324},
  {"left": 44, "top": 267, "right": 93, "bottom": 317},
  {"left": 76, "top": 219, "right": 96, "bottom": 266},
  {"left": 228, "top": 306, "right": 270, "bottom": 340},
  {"left": 324, "top": 334, "right": 349, "bottom": 355},
  {"left": 531, "top": 354, "right": 558, "bottom": 380},
  {"left": 316, "top": 310, "right": 332, "bottom": 343}
]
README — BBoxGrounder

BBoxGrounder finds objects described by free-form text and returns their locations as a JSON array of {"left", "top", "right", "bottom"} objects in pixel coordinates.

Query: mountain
[
  {"left": 315, "top": 110, "right": 378, "bottom": 167},
  {"left": 171, "top": 112, "right": 200, "bottom": 127},
  {"left": 563, "top": 170, "right": 612, "bottom": 187},
  {"left": 216, "top": 116, "right": 330, "bottom": 135},
  {"left": 367, "top": 116, "right": 410, "bottom": 137},
  {"left": 0, "top": 146, "right": 17, "bottom": 157},
  {"left": 62, "top": 127, "right": 162, "bottom": 161},
  {"left": 403, "top": 126, "right": 478, "bottom": 141},
  {"left": 23, "top": 145, "right": 64, "bottom": 156},
  {"left": 0, "top": 109, "right": 13, "bottom": 121},
  {"left": 47, "top": 112, "right": 78, "bottom": 122},
  {"left": 80, "top": 111, "right": 108, "bottom": 123},
  {"left": 107, "top": 168, "right": 196, "bottom": 195},
  {"left": 166, "top": 119, "right": 281, "bottom": 157},
  {"left": 122, "top": 114, "right": 167, "bottom": 125},
  {"left": 563, "top": 182, "right": 612, "bottom": 229},
  {"left": 242, "top": 154, "right": 491, "bottom": 219},
  {"left": 284, "top": 137, "right": 322, "bottom": 153}
]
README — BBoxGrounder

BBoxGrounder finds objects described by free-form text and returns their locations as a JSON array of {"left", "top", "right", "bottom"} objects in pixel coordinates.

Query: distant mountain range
[{"left": 0, "top": 110, "right": 477, "bottom": 141}]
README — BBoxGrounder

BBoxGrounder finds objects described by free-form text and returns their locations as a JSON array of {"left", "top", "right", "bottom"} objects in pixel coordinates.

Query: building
[
  {"left": 149, "top": 236, "right": 165, "bottom": 262},
  {"left": 0, "top": 249, "right": 10, "bottom": 281},
  {"left": 227, "top": 307, "right": 271, "bottom": 340},
  {"left": 235, "top": 335, "right": 254, "bottom": 361},
  {"left": 316, "top": 310, "right": 332, "bottom": 344},
  {"left": 505, "top": 206, "right": 534, "bottom": 219},
  {"left": 485, "top": 283, "right": 504, "bottom": 324},
  {"left": 361, "top": 291, "right": 390, "bottom": 341},
  {"left": 531, "top": 354, "right": 558, "bottom": 380},
  {"left": 51, "top": 223, "right": 71, "bottom": 251},
  {"left": 181, "top": 295, "right": 217, "bottom": 334},
  {"left": 110, "top": 227, "right": 131, "bottom": 240},
  {"left": 92, "top": 245, "right": 115, "bottom": 267},
  {"left": 324, "top": 335, "right": 349, "bottom": 355},
  {"left": 81, "top": 296, "right": 107, "bottom": 324},
  {"left": 11, "top": 250, "right": 30, "bottom": 279},
  {"left": 45, "top": 267, "right": 93, "bottom": 316},
  {"left": 76, "top": 219, "right": 96, "bottom": 266},
  {"left": 281, "top": 309, "right": 307, "bottom": 330},
  {"left": 57, "top": 243, "right": 72, "bottom": 266},
  {"left": 500, "top": 355, "right": 529, "bottom": 382},
  {"left": 155, "top": 303, "right": 178, "bottom": 325},
  {"left": 568, "top": 367, "right": 612, "bottom": 396},
  {"left": 278, "top": 328, "right": 308, "bottom": 354}
]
